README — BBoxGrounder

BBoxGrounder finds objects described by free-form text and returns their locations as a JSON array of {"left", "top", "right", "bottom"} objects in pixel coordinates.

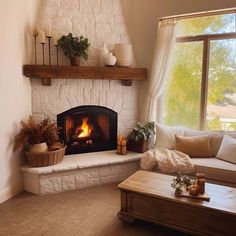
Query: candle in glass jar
[
  {"left": 120, "top": 140, "right": 127, "bottom": 155},
  {"left": 117, "top": 136, "right": 127, "bottom": 155}
]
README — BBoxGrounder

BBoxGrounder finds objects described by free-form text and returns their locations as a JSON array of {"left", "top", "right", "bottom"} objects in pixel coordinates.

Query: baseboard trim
[{"left": 0, "top": 182, "right": 23, "bottom": 204}]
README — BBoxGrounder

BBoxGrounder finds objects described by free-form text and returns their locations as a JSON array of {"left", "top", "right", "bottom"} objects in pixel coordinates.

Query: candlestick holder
[
  {"left": 47, "top": 36, "right": 52, "bottom": 65},
  {"left": 41, "top": 43, "right": 45, "bottom": 65},
  {"left": 33, "top": 35, "right": 38, "bottom": 64},
  {"left": 55, "top": 45, "right": 59, "bottom": 66}
]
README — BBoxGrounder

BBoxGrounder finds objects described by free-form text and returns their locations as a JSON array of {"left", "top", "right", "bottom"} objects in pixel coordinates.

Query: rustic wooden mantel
[{"left": 23, "top": 65, "right": 147, "bottom": 86}]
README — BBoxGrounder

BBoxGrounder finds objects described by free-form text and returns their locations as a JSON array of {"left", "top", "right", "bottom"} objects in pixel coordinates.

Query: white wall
[
  {"left": 120, "top": 0, "right": 236, "bottom": 121},
  {"left": 0, "top": 0, "right": 40, "bottom": 203}
]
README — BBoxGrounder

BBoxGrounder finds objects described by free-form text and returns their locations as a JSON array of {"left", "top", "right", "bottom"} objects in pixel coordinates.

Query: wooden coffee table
[{"left": 117, "top": 170, "right": 236, "bottom": 236}]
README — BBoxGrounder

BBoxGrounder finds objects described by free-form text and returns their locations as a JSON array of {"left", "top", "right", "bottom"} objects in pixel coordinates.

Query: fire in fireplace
[{"left": 57, "top": 105, "right": 117, "bottom": 155}]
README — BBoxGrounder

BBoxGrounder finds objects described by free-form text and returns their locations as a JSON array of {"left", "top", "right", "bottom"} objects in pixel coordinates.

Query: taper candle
[
  {"left": 53, "top": 37, "right": 59, "bottom": 46},
  {"left": 47, "top": 36, "right": 52, "bottom": 65},
  {"left": 39, "top": 30, "right": 46, "bottom": 43}
]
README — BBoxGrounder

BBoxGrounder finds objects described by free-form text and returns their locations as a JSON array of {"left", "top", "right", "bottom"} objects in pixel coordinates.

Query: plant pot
[
  {"left": 127, "top": 138, "right": 153, "bottom": 153},
  {"left": 29, "top": 142, "right": 48, "bottom": 153},
  {"left": 70, "top": 56, "right": 80, "bottom": 66}
]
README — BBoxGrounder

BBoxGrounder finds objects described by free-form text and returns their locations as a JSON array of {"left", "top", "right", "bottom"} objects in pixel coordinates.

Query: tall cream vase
[{"left": 114, "top": 44, "right": 133, "bottom": 67}]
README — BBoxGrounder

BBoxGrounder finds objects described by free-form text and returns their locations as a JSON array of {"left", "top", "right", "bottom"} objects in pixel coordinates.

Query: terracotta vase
[
  {"left": 69, "top": 56, "right": 80, "bottom": 66},
  {"left": 29, "top": 142, "right": 48, "bottom": 153}
]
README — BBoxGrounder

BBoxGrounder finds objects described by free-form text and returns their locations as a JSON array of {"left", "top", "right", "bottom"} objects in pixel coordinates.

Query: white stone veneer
[
  {"left": 32, "top": 0, "right": 139, "bottom": 136},
  {"left": 21, "top": 151, "right": 141, "bottom": 195}
]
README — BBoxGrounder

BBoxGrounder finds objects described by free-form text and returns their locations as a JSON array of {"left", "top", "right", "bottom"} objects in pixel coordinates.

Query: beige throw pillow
[{"left": 175, "top": 135, "right": 212, "bottom": 158}]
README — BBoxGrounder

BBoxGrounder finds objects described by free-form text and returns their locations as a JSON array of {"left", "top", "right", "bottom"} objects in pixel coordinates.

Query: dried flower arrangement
[
  {"left": 13, "top": 116, "right": 60, "bottom": 152},
  {"left": 171, "top": 173, "right": 193, "bottom": 195}
]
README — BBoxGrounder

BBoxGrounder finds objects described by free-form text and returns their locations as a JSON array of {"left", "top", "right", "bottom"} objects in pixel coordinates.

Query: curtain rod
[{"left": 158, "top": 8, "right": 236, "bottom": 22}]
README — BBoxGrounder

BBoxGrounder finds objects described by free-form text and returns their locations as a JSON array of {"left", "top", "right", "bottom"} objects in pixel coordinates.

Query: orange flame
[{"left": 78, "top": 117, "right": 92, "bottom": 138}]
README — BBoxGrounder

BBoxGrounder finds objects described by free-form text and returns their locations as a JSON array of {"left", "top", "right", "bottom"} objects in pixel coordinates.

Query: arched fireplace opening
[{"left": 57, "top": 106, "right": 117, "bottom": 155}]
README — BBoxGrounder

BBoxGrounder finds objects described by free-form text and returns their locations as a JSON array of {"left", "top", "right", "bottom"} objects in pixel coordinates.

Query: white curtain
[{"left": 145, "top": 19, "right": 178, "bottom": 122}]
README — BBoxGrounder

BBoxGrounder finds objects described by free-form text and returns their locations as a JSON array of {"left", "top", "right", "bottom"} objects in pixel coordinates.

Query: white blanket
[{"left": 140, "top": 148, "right": 194, "bottom": 174}]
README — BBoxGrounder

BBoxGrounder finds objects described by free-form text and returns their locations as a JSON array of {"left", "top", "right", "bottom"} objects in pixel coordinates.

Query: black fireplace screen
[{"left": 57, "top": 105, "right": 117, "bottom": 155}]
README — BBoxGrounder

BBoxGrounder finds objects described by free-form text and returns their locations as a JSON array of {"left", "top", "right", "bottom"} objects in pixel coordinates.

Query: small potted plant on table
[
  {"left": 14, "top": 116, "right": 65, "bottom": 167},
  {"left": 127, "top": 122, "right": 156, "bottom": 153},
  {"left": 58, "top": 33, "right": 90, "bottom": 66}
]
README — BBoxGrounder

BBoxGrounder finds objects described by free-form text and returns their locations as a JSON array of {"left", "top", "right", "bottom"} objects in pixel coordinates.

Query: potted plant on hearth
[
  {"left": 127, "top": 122, "right": 156, "bottom": 153},
  {"left": 13, "top": 116, "right": 66, "bottom": 167},
  {"left": 58, "top": 33, "right": 90, "bottom": 66}
]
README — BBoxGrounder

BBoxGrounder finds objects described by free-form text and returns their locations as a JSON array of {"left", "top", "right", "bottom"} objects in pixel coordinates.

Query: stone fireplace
[
  {"left": 22, "top": 0, "right": 142, "bottom": 195},
  {"left": 31, "top": 0, "right": 139, "bottom": 137},
  {"left": 57, "top": 105, "right": 117, "bottom": 154}
]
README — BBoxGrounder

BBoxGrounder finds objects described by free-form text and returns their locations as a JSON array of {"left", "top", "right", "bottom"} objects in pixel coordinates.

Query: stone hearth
[{"left": 21, "top": 151, "right": 141, "bottom": 195}]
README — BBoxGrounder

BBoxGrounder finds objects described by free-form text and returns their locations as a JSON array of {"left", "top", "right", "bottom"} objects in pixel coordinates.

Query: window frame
[{"left": 176, "top": 31, "right": 236, "bottom": 130}]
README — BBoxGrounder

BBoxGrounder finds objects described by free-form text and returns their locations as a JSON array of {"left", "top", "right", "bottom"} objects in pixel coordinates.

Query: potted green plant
[
  {"left": 127, "top": 122, "right": 156, "bottom": 153},
  {"left": 58, "top": 33, "right": 90, "bottom": 66}
]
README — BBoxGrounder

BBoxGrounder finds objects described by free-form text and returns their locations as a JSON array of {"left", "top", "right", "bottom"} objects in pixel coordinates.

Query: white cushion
[
  {"left": 155, "top": 124, "right": 184, "bottom": 149},
  {"left": 216, "top": 134, "right": 236, "bottom": 164}
]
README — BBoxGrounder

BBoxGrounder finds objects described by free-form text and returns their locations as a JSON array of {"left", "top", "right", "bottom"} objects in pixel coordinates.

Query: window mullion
[{"left": 200, "top": 38, "right": 210, "bottom": 130}]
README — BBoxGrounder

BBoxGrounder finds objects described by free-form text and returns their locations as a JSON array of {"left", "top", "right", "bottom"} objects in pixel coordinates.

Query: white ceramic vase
[
  {"left": 29, "top": 142, "right": 48, "bottom": 153},
  {"left": 99, "top": 43, "right": 109, "bottom": 67},
  {"left": 114, "top": 44, "right": 133, "bottom": 67},
  {"left": 104, "top": 52, "right": 116, "bottom": 66}
]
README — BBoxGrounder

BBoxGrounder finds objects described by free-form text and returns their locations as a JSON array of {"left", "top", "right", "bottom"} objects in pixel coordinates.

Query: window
[{"left": 162, "top": 13, "right": 236, "bottom": 131}]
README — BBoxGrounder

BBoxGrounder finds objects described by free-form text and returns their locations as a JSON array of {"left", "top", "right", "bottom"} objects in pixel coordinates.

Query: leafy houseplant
[
  {"left": 58, "top": 33, "right": 90, "bottom": 66},
  {"left": 14, "top": 116, "right": 60, "bottom": 153},
  {"left": 127, "top": 122, "right": 156, "bottom": 153}
]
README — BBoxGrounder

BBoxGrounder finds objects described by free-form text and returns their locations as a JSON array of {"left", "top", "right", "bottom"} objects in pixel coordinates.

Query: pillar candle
[
  {"left": 196, "top": 173, "right": 205, "bottom": 179},
  {"left": 39, "top": 30, "right": 46, "bottom": 43},
  {"left": 53, "top": 37, "right": 59, "bottom": 46},
  {"left": 189, "top": 185, "right": 199, "bottom": 196},
  {"left": 197, "top": 179, "right": 205, "bottom": 194},
  {"left": 46, "top": 25, "right": 52, "bottom": 37}
]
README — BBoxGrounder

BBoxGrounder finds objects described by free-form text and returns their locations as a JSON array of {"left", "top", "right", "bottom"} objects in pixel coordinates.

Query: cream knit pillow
[{"left": 216, "top": 134, "right": 236, "bottom": 164}]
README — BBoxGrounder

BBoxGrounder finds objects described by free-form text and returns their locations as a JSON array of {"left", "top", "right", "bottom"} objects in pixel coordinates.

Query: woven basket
[{"left": 26, "top": 146, "right": 66, "bottom": 167}]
